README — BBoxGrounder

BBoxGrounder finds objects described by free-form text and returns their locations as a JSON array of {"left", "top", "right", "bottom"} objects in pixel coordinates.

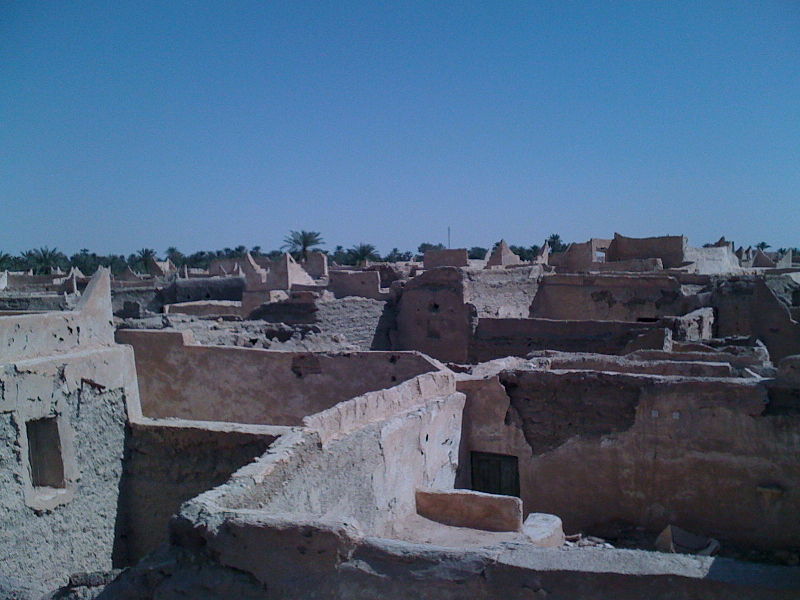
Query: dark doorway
[{"left": 470, "top": 451, "right": 519, "bottom": 497}]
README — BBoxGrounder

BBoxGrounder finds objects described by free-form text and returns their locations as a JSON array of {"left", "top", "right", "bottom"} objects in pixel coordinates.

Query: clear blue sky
[{"left": 1, "top": 1, "right": 798, "bottom": 256}]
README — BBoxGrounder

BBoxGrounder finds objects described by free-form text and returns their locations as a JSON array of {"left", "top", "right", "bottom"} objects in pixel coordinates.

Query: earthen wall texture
[
  {"left": 606, "top": 234, "right": 687, "bottom": 269},
  {"left": 469, "top": 318, "right": 658, "bottom": 361},
  {"left": 529, "top": 274, "right": 699, "bottom": 321},
  {"left": 459, "top": 369, "right": 800, "bottom": 549},
  {"left": 116, "top": 329, "right": 438, "bottom": 425},
  {"left": 394, "top": 267, "right": 474, "bottom": 363},
  {"left": 121, "top": 421, "right": 278, "bottom": 562},
  {"left": 329, "top": 270, "right": 386, "bottom": 300}
]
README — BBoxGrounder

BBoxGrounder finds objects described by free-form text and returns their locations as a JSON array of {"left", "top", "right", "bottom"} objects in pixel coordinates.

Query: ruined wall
[
  {"left": 394, "top": 267, "right": 474, "bottom": 363},
  {"left": 316, "top": 297, "right": 392, "bottom": 350},
  {"left": 714, "top": 277, "right": 800, "bottom": 362},
  {"left": 111, "top": 287, "right": 162, "bottom": 315},
  {"left": 163, "top": 300, "right": 242, "bottom": 317},
  {"left": 116, "top": 329, "right": 439, "bottom": 425},
  {"left": 329, "top": 270, "right": 387, "bottom": 300},
  {"left": 423, "top": 249, "right": 469, "bottom": 269},
  {"left": 0, "top": 292, "right": 74, "bottom": 312},
  {"left": 684, "top": 246, "right": 741, "bottom": 274},
  {"left": 158, "top": 277, "right": 245, "bottom": 304},
  {"left": 459, "top": 369, "right": 800, "bottom": 549},
  {"left": 101, "top": 375, "right": 799, "bottom": 599},
  {"left": 529, "top": 274, "right": 702, "bottom": 321},
  {"left": 547, "top": 241, "right": 595, "bottom": 272},
  {"left": 464, "top": 267, "right": 541, "bottom": 318},
  {"left": 606, "top": 234, "right": 687, "bottom": 269},
  {"left": 469, "top": 318, "right": 658, "bottom": 361},
  {"left": 590, "top": 258, "right": 664, "bottom": 272}
]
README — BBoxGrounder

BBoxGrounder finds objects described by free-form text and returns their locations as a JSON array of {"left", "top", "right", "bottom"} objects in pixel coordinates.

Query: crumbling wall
[
  {"left": 713, "top": 277, "right": 800, "bottom": 362},
  {"left": 0, "top": 382, "right": 128, "bottom": 589},
  {"left": 469, "top": 318, "right": 658, "bottom": 361},
  {"left": 158, "top": 277, "right": 245, "bottom": 304},
  {"left": 464, "top": 267, "right": 541, "bottom": 318},
  {"left": 459, "top": 368, "right": 800, "bottom": 549},
  {"left": 529, "top": 274, "right": 703, "bottom": 321},
  {"left": 684, "top": 246, "right": 741, "bottom": 274},
  {"left": 315, "top": 297, "right": 393, "bottom": 350},
  {"left": 329, "top": 270, "right": 387, "bottom": 300},
  {"left": 394, "top": 267, "right": 474, "bottom": 363},
  {"left": 606, "top": 234, "right": 687, "bottom": 269},
  {"left": 547, "top": 241, "right": 595, "bottom": 272},
  {"left": 100, "top": 376, "right": 800, "bottom": 599},
  {"left": 220, "top": 391, "right": 464, "bottom": 536},
  {"left": 423, "top": 249, "right": 469, "bottom": 269}
]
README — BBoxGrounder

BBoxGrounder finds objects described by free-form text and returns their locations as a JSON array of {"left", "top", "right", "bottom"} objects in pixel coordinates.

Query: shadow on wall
[
  {"left": 111, "top": 421, "right": 278, "bottom": 565},
  {"left": 370, "top": 302, "right": 397, "bottom": 350}
]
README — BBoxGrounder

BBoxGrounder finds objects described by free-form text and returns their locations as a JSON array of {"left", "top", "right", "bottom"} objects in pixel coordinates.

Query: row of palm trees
[
  {"left": 0, "top": 233, "right": 417, "bottom": 275},
  {"left": 5, "top": 232, "right": 676, "bottom": 276}
]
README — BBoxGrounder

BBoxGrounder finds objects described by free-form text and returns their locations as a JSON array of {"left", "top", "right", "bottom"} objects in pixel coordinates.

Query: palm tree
[
  {"left": 756, "top": 241, "right": 771, "bottom": 251},
  {"left": 21, "top": 246, "right": 67, "bottom": 274},
  {"left": 0, "top": 251, "right": 13, "bottom": 270},
  {"left": 282, "top": 230, "right": 324, "bottom": 260},
  {"left": 137, "top": 248, "right": 157, "bottom": 263},
  {"left": 349, "top": 243, "right": 379, "bottom": 266},
  {"left": 546, "top": 234, "right": 566, "bottom": 253},
  {"left": 165, "top": 247, "right": 184, "bottom": 266}
]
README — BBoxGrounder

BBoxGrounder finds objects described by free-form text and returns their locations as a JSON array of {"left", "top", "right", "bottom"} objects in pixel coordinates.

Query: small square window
[{"left": 26, "top": 417, "right": 65, "bottom": 488}]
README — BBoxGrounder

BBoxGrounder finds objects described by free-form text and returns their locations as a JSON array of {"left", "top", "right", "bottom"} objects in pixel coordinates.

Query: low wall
[
  {"left": 158, "top": 277, "right": 244, "bottom": 304},
  {"left": 163, "top": 300, "right": 242, "bottom": 317},
  {"left": 470, "top": 318, "right": 657, "bottom": 361},
  {"left": 423, "top": 249, "right": 469, "bottom": 269},
  {"left": 542, "top": 352, "right": 734, "bottom": 377},
  {"left": 116, "top": 329, "right": 440, "bottom": 425},
  {"left": 591, "top": 258, "right": 663, "bottom": 272},
  {"left": 209, "top": 391, "right": 465, "bottom": 537},
  {"left": 415, "top": 488, "right": 522, "bottom": 531},
  {"left": 329, "top": 270, "right": 388, "bottom": 300}
]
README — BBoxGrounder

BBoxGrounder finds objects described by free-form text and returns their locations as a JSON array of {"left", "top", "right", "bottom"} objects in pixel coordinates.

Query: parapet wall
[
  {"left": 0, "top": 269, "right": 115, "bottom": 362},
  {"left": 116, "top": 328, "right": 440, "bottom": 425}
]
